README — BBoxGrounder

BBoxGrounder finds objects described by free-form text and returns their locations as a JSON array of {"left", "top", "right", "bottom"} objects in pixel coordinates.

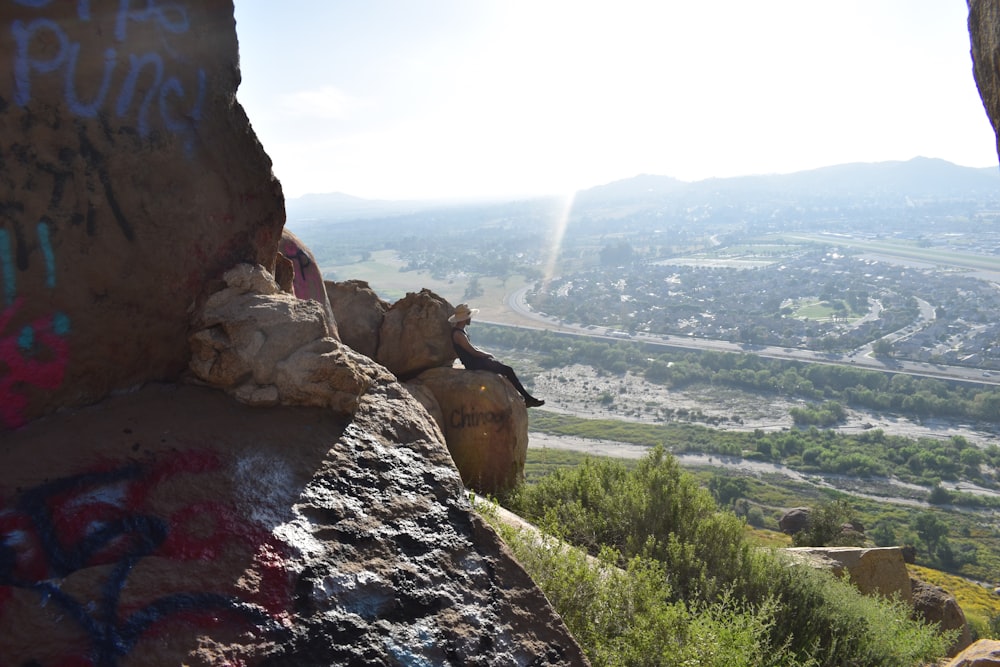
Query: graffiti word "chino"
[{"left": 450, "top": 406, "right": 508, "bottom": 429}]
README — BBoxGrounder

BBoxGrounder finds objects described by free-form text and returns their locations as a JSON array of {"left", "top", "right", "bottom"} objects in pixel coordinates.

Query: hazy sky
[{"left": 233, "top": 1, "right": 999, "bottom": 201}]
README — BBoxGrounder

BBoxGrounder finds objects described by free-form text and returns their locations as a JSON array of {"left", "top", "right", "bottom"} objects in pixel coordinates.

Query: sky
[{"left": 233, "top": 1, "right": 1000, "bottom": 201}]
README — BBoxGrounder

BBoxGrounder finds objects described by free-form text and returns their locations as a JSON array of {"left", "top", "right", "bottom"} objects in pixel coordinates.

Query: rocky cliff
[{"left": 0, "top": 1, "right": 584, "bottom": 664}]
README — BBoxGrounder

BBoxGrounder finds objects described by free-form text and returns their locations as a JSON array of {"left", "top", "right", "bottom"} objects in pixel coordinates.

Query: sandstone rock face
[
  {"left": 0, "top": 3, "right": 584, "bottom": 663},
  {"left": 412, "top": 367, "right": 529, "bottom": 495},
  {"left": 970, "top": 0, "right": 1000, "bottom": 162},
  {"left": 189, "top": 264, "right": 391, "bottom": 415},
  {"left": 326, "top": 279, "right": 389, "bottom": 359},
  {"left": 377, "top": 289, "right": 455, "bottom": 379},
  {"left": 911, "top": 577, "right": 973, "bottom": 657},
  {"left": 403, "top": 379, "right": 447, "bottom": 435},
  {"left": 783, "top": 546, "right": 913, "bottom": 604},
  {"left": 0, "top": 0, "right": 283, "bottom": 430},
  {"left": 946, "top": 639, "right": 1000, "bottom": 667},
  {"left": 278, "top": 229, "right": 338, "bottom": 338},
  {"left": 0, "top": 383, "right": 587, "bottom": 665}
]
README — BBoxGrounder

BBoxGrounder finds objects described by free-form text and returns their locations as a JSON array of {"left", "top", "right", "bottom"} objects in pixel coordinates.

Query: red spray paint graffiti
[
  {"left": 0, "top": 298, "right": 70, "bottom": 429},
  {"left": 0, "top": 450, "right": 295, "bottom": 665}
]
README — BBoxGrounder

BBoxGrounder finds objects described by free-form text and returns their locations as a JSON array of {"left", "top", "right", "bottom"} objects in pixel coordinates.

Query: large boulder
[
  {"left": 326, "top": 279, "right": 389, "bottom": 359},
  {"left": 278, "top": 229, "right": 338, "bottom": 338},
  {"left": 946, "top": 640, "right": 1000, "bottom": 667},
  {"left": 778, "top": 507, "right": 811, "bottom": 535},
  {"left": 0, "top": 382, "right": 588, "bottom": 665},
  {"left": 911, "top": 577, "right": 973, "bottom": 657},
  {"left": 189, "top": 264, "right": 390, "bottom": 415},
  {"left": 970, "top": 0, "right": 1000, "bottom": 162},
  {"left": 0, "top": 3, "right": 591, "bottom": 663},
  {"left": 410, "top": 367, "right": 529, "bottom": 495},
  {"left": 376, "top": 289, "right": 455, "bottom": 379},
  {"left": 782, "top": 546, "right": 913, "bottom": 604},
  {"left": 0, "top": 0, "right": 283, "bottom": 429}
]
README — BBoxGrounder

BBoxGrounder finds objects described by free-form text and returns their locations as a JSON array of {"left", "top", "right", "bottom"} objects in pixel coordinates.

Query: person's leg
[{"left": 470, "top": 358, "right": 544, "bottom": 406}]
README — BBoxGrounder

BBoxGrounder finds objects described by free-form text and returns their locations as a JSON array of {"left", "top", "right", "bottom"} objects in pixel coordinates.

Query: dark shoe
[{"left": 525, "top": 397, "right": 545, "bottom": 408}]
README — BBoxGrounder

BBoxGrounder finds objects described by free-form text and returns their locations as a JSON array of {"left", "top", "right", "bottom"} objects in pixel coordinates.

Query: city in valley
[{"left": 288, "top": 158, "right": 1000, "bottom": 583}]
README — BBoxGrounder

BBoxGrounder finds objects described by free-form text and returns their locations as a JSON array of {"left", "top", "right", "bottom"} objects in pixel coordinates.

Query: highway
[{"left": 497, "top": 287, "right": 1000, "bottom": 388}]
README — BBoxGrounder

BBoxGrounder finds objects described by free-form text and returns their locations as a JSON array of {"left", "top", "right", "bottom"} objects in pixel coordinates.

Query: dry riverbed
[{"left": 526, "top": 364, "right": 1000, "bottom": 502}]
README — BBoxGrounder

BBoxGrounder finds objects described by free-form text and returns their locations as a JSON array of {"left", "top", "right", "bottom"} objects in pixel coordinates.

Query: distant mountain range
[{"left": 286, "top": 157, "right": 1000, "bottom": 223}]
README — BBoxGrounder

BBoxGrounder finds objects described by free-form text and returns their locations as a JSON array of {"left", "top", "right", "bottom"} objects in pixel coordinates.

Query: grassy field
[
  {"left": 320, "top": 249, "right": 531, "bottom": 319},
  {"left": 791, "top": 297, "right": 865, "bottom": 322},
  {"left": 780, "top": 233, "right": 1000, "bottom": 273}
]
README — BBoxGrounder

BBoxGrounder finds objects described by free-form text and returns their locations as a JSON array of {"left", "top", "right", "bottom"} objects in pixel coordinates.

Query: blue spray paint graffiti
[{"left": 10, "top": 0, "right": 206, "bottom": 156}]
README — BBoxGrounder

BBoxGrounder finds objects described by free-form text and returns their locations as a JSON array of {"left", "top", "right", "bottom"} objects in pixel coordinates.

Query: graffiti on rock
[
  {"left": 0, "top": 451, "right": 294, "bottom": 664},
  {"left": 0, "top": 221, "right": 70, "bottom": 429},
  {"left": 449, "top": 405, "right": 509, "bottom": 429},
  {"left": 280, "top": 236, "right": 329, "bottom": 307},
  {"left": 10, "top": 0, "right": 207, "bottom": 156}
]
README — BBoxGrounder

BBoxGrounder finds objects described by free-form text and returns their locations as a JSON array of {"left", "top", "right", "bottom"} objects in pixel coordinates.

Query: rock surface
[
  {"left": 946, "top": 639, "right": 1000, "bottom": 667},
  {"left": 970, "top": 0, "right": 1000, "bottom": 162},
  {"left": 0, "top": 2, "right": 586, "bottom": 664},
  {"left": 782, "top": 546, "right": 913, "bottom": 604},
  {"left": 279, "top": 229, "right": 338, "bottom": 337},
  {"left": 326, "top": 279, "right": 390, "bottom": 359},
  {"left": 0, "top": 0, "right": 284, "bottom": 429},
  {"left": 778, "top": 507, "right": 810, "bottom": 535},
  {"left": 188, "top": 264, "right": 390, "bottom": 415},
  {"left": 411, "top": 367, "right": 529, "bottom": 495},
  {"left": 911, "top": 577, "right": 973, "bottom": 657},
  {"left": 0, "top": 383, "right": 587, "bottom": 665},
  {"left": 377, "top": 289, "right": 456, "bottom": 379}
]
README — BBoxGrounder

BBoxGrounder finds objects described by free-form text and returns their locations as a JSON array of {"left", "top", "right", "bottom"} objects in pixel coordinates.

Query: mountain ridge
[{"left": 288, "top": 157, "right": 1000, "bottom": 222}]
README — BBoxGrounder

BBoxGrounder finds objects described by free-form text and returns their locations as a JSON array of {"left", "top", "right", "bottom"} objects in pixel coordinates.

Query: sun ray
[{"left": 539, "top": 192, "right": 577, "bottom": 294}]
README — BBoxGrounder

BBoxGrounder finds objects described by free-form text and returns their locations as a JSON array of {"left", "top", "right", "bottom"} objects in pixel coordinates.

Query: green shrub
[
  {"left": 491, "top": 522, "right": 790, "bottom": 667},
  {"left": 502, "top": 447, "right": 953, "bottom": 666},
  {"left": 506, "top": 445, "right": 752, "bottom": 600},
  {"left": 791, "top": 499, "right": 865, "bottom": 547}
]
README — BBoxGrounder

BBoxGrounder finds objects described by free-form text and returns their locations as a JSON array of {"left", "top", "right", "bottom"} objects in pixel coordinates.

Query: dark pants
[{"left": 463, "top": 357, "right": 533, "bottom": 399}]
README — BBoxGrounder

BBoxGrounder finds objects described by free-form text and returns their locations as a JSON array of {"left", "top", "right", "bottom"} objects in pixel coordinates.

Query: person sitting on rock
[{"left": 449, "top": 303, "right": 545, "bottom": 408}]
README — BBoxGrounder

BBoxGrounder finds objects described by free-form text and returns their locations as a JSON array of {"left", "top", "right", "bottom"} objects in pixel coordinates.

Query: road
[{"left": 498, "top": 287, "right": 1000, "bottom": 388}]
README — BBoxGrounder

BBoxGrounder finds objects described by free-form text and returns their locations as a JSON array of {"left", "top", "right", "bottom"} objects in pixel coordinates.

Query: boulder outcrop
[
  {"left": 946, "top": 639, "right": 1000, "bottom": 667},
  {"left": 0, "top": 2, "right": 584, "bottom": 664},
  {"left": 0, "top": 382, "right": 587, "bottom": 665},
  {"left": 0, "top": 0, "right": 284, "bottom": 428},
  {"left": 783, "top": 546, "right": 913, "bottom": 604},
  {"left": 278, "top": 229, "right": 339, "bottom": 337},
  {"left": 326, "top": 279, "right": 390, "bottom": 359},
  {"left": 410, "top": 367, "right": 530, "bottom": 495},
  {"left": 778, "top": 507, "right": 810, "bottom": 535},
  {"left": 376, "top": 289, "right": 456, "bottom": 379},
  {"left": 188, "top": 264, "right": 390, "bottom": 415},
  {"left": 911, "top": 577, "right": 973, "bottom": 657},
  {"left": 970, "top": 0, "right": 1000, "bottom": 162}
]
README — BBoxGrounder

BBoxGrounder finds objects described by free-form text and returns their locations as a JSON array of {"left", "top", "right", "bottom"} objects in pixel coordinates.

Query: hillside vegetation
[{"left": 484, "top": 447, "right": 952, "bottom": 666}]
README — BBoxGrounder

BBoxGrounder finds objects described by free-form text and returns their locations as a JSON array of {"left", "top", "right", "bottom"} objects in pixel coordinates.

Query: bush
[
  {"left": 491, "top": 522, "right": 790, "bottom": 667},
  {"left": 502, "top": 447, "right": 952, "bottom": 666},
  {"left": 506, "top": 445, "right": 752, "bottom": 600},
  {"left": 791, "top": 499, "right": 865, "bottom": 548}
]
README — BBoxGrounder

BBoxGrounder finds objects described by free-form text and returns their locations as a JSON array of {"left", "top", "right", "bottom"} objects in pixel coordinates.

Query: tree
[
  {"left": 708, "top": 476, "right": 750, "bottom": 509},
  {"left": 792, "top": 499, "right": 863, "bottom": 548},
  {"left": 912, "top": 512, "right": 948, "bottom": 555},
  {"left": 463, "top": 276, "right": 483, "bottom": 300},
  {"left": 872, "top": 339, "right": 894, "bottom": 357}
]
